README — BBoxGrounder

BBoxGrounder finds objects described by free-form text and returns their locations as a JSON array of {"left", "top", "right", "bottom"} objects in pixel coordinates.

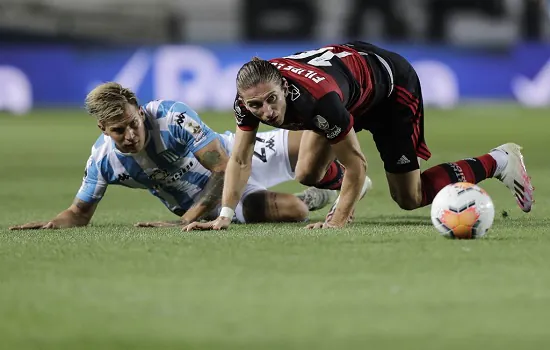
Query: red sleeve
[
  {"left": 233, "top": 98, "right": 260, "bottom": 131},
  {"left": 312, "top": 92, "right": 354, "bottom": 144}
]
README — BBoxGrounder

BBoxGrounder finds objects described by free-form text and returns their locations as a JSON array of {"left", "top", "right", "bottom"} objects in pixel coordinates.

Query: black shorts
[{"left": 347, "top": 41, "right": 432, "bottom": 174}]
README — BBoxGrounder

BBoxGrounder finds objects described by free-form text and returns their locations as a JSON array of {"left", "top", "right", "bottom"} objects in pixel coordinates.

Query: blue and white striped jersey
[{"left": 76, "top": 100, "right": 222, "bottom": 216}]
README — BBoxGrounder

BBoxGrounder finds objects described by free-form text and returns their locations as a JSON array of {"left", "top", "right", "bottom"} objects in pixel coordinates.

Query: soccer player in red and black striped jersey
[{"left": 184, "top": 41, "right": 534, "bottom": 231}]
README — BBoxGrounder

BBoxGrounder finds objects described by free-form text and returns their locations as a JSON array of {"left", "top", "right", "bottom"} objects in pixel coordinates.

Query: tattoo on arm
[
  {"left": 201, "top": 150, "right": 223, "bottom": 170},
  {"left": 71, "top": 198, "right": 95, "bottom": 214},
  {"left": 184, "top": 145, "right": 229, "bottom": 221},
  {"left": 196, "top": 171, "right": 225, "bottom": 209}
]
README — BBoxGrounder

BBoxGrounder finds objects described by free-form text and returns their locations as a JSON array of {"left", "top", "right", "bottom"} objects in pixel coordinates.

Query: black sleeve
[
  {"left": 233, "top": 97, "right": 260, "bottom": 131},
  {"left": 312, "top": 91, "right": 354, "bottom": 143}
]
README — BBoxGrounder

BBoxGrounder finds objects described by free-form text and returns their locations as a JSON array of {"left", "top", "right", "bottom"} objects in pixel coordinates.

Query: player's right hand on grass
[
  {"left": 9, "top": 221, "right": 57, "bottom": 230},
  {"left": 182, "top": 216, "right": 231, "bottom": 231}
]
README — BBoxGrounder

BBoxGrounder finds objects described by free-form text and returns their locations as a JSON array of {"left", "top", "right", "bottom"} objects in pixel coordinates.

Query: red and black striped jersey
[{"left": 234, "top": 43, "right": 381, "bottom": 143}]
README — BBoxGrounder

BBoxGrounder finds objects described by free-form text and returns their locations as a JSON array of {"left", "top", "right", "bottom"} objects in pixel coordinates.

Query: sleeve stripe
[{"left": 237, "top": 125, "right": 257, "bottom": 131}]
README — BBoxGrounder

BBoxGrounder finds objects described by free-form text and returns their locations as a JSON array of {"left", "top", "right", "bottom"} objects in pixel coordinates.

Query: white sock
[{"left": 489, "top": 149, "right": 508, "bottom": 178}]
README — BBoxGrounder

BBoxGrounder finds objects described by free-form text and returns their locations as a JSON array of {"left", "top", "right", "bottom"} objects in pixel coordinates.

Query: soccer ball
[{"left": 430, "top": 182, "right": 495, "bottom": 239}]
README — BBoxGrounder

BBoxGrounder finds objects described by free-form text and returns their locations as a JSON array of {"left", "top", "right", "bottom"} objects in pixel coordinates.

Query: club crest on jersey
[
  {"left": 149, "top": 168, "right": 170, "bottom": 181},
  {"left": 313, "top": 115, "right": 330, "bottom": 130},
  {"left": 146, "top": 160, "right": 195, "bottom": 187},
  {"left": 289, "top": 84, "right": 301, "bottom": 101}
]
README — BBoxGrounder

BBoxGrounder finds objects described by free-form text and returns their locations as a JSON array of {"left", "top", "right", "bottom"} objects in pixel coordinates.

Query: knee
[
  {"left": 294, "top": 166, "right": 323, "bottom": 186},
  {"left": 285, "top": 197, "right": 309, "bottom": 222},
  {"left": 391, "top": 191, "right": 422, "bottom": 211},
  {"left": 242, "top": 192, "right": 308, "bottom": 223}
]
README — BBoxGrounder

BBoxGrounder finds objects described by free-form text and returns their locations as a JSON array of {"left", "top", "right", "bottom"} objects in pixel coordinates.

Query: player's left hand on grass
[
  {"left": 183, "top": 216, "right": 231, "bottom": 231},
  {"left": 9, "top": 221, "right": 57, "bottom": 230}
]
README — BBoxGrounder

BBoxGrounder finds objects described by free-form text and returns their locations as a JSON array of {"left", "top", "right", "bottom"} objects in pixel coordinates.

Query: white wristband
[{"left": 219, "top": 207, "right": 235, "bottom": 219}]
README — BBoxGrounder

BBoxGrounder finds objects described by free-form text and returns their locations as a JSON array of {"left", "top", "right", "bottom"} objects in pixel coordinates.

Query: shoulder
[
  {"left": 89, "top": 134, "right": 111, "bottom": 163},
  {"left": 84, "top": 134, "right": 115, "bottom": 178},
  {"left": 143, "top": 100, "right": 198, "bottom": 122},
  {"left": 143, "top": 99, "right": 205, "bottom": 132},
  {"left": 270, "top": 58, "right": 341, "bottom": 100}
]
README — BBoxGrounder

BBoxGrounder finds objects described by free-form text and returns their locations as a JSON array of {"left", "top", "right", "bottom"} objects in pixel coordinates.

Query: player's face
[
  {"left": 100, "top": 104, "right": 147, "bottom": 153},
  {"left": 240, "top": 81, "right": 288, "bottom": 126}
]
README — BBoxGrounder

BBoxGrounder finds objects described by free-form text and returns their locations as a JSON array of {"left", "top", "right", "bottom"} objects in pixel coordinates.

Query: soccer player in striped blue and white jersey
[{"left": 9, "top": 82, "right": 348, "bottom": 230}]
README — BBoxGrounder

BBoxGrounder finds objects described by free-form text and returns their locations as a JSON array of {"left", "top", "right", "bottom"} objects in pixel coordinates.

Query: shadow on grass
[{"left": 352, "top": 215, "right": 431, "bottom": 227}]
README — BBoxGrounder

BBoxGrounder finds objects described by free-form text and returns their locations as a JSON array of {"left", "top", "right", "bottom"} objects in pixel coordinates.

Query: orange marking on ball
[{"left": 440, "top": 206, "right": 480, "bottom": 239}]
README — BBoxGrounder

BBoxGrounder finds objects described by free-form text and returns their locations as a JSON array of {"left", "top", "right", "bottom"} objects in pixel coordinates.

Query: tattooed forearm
[
  {"left": 197, "top": 171, "right": 225, "bottom": 208},
  {"left": 182, "top": 146, "right": 229, "bottom": 222},
  {"left": 182, "top": 171, "right": 225, "bottom": 223},
  {"left": 195, "top": 149, "right": 226, "bottom": 208}
]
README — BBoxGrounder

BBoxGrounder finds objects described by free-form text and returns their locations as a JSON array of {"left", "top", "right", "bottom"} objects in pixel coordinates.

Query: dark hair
[{"left": 236, "top": 57, "right": 284, "bottom": 93}]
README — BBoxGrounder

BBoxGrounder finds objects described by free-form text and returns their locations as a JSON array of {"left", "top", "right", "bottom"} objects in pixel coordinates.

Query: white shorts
[{"left": 218, "top": 129, "right": 295, "bottom": 223}]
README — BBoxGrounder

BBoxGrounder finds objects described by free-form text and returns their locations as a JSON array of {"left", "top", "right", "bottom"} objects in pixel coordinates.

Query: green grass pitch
[{"left": 0, "top": 105, "right": 549, "bottom": 349}]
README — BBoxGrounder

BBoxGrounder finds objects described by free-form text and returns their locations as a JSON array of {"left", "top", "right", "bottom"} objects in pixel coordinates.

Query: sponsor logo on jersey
[
  {"left": 325, "top": 126, "right": 342, "bottom": 139},
  {"left": 289, "top": 84, "right": 301, "bottom": 101}
]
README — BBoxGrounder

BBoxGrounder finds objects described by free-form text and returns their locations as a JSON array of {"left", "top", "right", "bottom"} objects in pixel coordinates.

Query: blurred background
[{"left": 0, "top": 0, "right": 549, "bottom": 114}]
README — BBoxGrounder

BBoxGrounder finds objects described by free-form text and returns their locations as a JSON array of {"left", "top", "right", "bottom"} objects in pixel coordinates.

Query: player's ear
[{"left": 98, "top": 122, "right": 107, "bottom": 134}]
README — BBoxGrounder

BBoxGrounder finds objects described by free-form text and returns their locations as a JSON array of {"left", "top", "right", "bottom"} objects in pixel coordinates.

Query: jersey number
[
  {"left": 254, "top": 137, "right": 267, "bottom": 163},
  {"left": 284, "top": 47, "right": 352, "bottom": 67}
]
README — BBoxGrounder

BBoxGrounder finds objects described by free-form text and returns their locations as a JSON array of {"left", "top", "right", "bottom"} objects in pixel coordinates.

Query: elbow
[
  {"left": 358, "top": 157, "right": 367, "bottom": 174},
  {"left": 231, "top": 155, "right": 252, "bottom": 171},
  {"left": 345, "top": 155, "right": 367, "bottom": 176}
]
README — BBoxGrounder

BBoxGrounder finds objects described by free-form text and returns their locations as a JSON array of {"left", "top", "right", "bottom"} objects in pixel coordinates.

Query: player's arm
[
  {"left": 328, "top": 130, "right": 367, "bottom": 226},
  {"left": 180, "top": 138, "right": 229, "bottom": 225},
  {"left": 184, "top": 126, "right": 258, "bottom": 231},
  {"left": 9, "top": 198, "right": 98, "bottom": 230},
  {"left": 183, "top": 126, "right": 258, "bottom": 231},
  {"left": 184, "top": 98, "right": 260, "bottom": 231},
  {"left": 10, "top": 155, "right": 105, "bottom": 230},
  {"left": 162, "top": 102, "right": 227, "bottom": 224},
  {"left": 50, "top": 198, "right": 97, "bottom": 228},
  {"left": 313, "top": 92, "right": 367, "bottom": 227},
  {"left": 221, "top": 126, "right": 257, "bottom": 214}
]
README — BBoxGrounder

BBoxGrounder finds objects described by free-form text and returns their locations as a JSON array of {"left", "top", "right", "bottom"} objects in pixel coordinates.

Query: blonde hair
[
  {"left": 236, "top": 56, "right": 284, "bottom": 94},
  {"left": 85, "top": 82, "right": 139, "bottom": 124}
]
